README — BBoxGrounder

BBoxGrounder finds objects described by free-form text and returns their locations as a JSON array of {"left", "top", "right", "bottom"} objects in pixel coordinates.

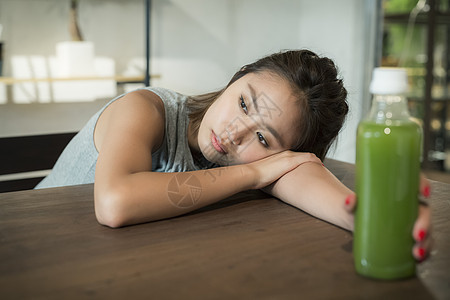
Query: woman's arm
[
  {"left": 94, "top": 90, "right": 250, "bottom": 227},
  {"left": 263, "top": 162, "right": 354, "bottom": 231},
  {"left": 93, "top": 90, "right": 319, "bottom": 228}
]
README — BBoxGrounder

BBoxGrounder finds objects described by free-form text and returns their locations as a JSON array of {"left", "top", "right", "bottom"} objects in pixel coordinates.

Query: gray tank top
[{"left": 36, "top": 87, "right": 215, "bottom": 189}]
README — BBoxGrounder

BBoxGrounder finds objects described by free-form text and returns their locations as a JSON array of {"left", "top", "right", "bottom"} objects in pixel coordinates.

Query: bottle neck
[{"left": 366, "top": 94, "right": 411, "bottom": 123}]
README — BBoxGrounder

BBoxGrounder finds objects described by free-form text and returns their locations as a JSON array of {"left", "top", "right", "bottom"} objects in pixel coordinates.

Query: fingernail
[
  {"left": 423, "top": 185, "right": 431, "bottom": 198},
  {"left": 418, "top": 229, "right": 426, "bottom": 241},
  {"left": 418, "top": 247, "right": 426, "bottom": 260},
  {"left": 345, "top": 195, "right": 351, "bottom": 206}
]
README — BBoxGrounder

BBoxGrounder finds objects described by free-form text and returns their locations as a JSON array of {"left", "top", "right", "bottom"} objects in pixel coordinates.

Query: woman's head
[{"left": 188, "top": 49, "right": 348, "bottom": 164}]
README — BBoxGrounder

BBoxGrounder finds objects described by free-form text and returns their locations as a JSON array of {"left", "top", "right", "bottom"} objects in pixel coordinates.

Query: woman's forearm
[
  {"left": 95, "top": 150, "right": 321, "bottom": 228},
  {"left": 95, "top": 165, "right": 254, "bottom": 228},
  {"left": 264, "top": 162, "right": 354, "bottom": 231}
]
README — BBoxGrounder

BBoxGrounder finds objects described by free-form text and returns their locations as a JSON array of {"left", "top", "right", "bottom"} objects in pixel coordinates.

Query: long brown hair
[{"left": 187, "top": 49, "right": 348, "bottom": 160}]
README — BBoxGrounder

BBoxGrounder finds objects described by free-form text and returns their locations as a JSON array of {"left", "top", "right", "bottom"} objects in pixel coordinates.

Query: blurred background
[
  {"left": 381, "top": 0, "right": 450, "bottom": 182},
  {"left": 0, "top": 0, "right": 449, "bottom": 182}
]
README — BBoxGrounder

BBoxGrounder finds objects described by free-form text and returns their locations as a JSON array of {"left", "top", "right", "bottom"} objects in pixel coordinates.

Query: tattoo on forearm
[{"left": 167, "top": 173, "right": 202, "bottom": 208}]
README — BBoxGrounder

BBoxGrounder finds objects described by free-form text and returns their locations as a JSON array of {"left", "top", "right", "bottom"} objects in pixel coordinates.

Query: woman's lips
[{"left": 211, "top": 131, "right": 227, "bottom": 154}]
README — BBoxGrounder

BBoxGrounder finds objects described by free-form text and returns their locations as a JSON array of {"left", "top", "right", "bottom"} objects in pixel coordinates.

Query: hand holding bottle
[{"left": 344, "top": 174, "right": 432, "bottom": 262}]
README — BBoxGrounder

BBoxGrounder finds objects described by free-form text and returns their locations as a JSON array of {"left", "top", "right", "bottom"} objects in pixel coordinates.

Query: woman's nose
[{"left": 225, "top": 117, "right": 254, "bottom": 145}]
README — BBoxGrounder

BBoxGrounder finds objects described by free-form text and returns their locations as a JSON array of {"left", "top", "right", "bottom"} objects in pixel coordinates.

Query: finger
[
  {"left": 420, "top": 173, "right": 431, "bottom": 198},
  {"left": 412, "top": 204, "right": 431, "bottom": 243},
  {"left": 343, "top": 193, "right": 357, "bottom": 213},
  {"left": 413, "top": 233, "right": 433, "bottom": 262}
]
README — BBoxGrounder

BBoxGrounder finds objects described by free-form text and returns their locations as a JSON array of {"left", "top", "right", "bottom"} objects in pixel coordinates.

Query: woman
[{"left": 36, "top": 50, "right": 431, "bottom": 260}]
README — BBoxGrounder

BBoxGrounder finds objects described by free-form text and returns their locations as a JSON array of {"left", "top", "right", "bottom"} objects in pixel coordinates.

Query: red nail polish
[
  {"left": 418, "top": 229, "right": 426, "bottom": 241},
  {"left": 423, "top": 185, "right": 431, "bottom": 198},
  {"left": 418, "top": 247, "right": 426, "bottom": 259},
  {"left": 345, "top": 195, "right": 351, "bottom": 205}
]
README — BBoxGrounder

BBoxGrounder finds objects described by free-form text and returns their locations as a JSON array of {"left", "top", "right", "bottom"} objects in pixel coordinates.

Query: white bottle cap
[{"left": 369, "top": 67, "right": 409, "bottom": 95}]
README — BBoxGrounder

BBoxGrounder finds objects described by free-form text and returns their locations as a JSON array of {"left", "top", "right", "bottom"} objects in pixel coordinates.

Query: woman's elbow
[{"left": 94, "top": 186, "right": 129, "bottom": 228}]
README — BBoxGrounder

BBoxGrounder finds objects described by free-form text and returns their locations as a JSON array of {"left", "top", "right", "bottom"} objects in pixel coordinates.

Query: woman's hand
[
  {"left": 344, "top": 173, "right": 432, "bottom": 261},
  {"left": 247, "top": 150, "right": 322, "bottom": 190},
  {"left": 412, "top": 173, "right": 432, "bottom": 261}
]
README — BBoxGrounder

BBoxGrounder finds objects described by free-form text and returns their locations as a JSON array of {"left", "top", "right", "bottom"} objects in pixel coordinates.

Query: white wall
[{"left": 0, "top": 0, "right": 379, "bottom": 162}]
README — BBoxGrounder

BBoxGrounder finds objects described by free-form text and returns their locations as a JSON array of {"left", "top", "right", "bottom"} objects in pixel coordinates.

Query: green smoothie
[{"left": 354, "top": 120, "right": 421, "bottom": 279}]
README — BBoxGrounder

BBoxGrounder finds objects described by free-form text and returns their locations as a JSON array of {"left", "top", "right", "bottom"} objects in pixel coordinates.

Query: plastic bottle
[{"left": 354, "top": 67, "right": 423, "bottom": 279}]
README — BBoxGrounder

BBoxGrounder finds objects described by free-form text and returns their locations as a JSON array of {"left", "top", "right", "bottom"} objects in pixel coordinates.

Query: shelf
[{"left": 384, "top": 11, "right": 450, "bottom": 24}]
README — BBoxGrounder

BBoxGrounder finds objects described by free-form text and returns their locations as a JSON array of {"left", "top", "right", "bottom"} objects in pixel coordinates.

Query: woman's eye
[
  {"left": 240, "top": 95, "right": 248, "bottom": 114},
  {"left": 256, "top": 132, "right": 269, "bottom": 147}
]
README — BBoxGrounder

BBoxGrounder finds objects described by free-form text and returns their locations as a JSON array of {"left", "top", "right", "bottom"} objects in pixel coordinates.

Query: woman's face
[{"left": 190, "top": 71, "right": 302, "bottom": 166}]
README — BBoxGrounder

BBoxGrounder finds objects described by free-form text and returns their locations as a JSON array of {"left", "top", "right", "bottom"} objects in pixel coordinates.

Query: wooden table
[{"left": 0, "top": 160, "right": 449, "bottom": 299}]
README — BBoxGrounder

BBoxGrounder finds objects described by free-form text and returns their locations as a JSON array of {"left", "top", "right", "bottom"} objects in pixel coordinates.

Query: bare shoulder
[{"left": 94, "top": 89, "right": 166, "bottom": 153}]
